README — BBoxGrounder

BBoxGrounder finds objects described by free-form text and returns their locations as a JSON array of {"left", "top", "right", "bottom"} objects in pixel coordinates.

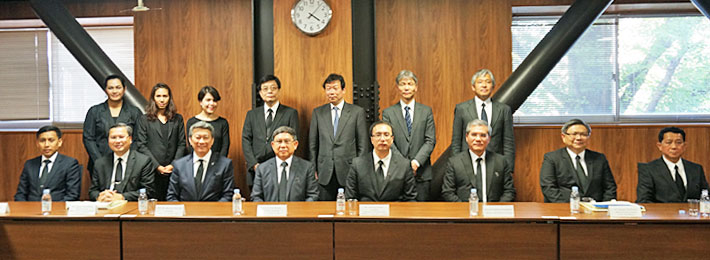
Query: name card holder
[
  {"left": 0, "top": 202, "right": 9, "bottom": 214},
  {"left": 154, "top": 205, "right": 186, "bottom": 217},
  {"left": 608, "top": 205, "right": 643, "bottom": 218},
  {"left": 256, "top": 204, "right": 288, "bottom": 217},
  {"left": 359, "top": 204, "right": 390, "bottom": 216},
  {"left": 67, "top": 204, "right": 97, "bottom": 216},
  {"left": 483, "top": 205, "right": 515, "bottom": 218}
]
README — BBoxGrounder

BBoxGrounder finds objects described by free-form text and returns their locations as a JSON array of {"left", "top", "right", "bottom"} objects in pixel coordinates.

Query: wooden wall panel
[
  {"left": 273, "top": 0, "right": 354, "bottom": 156},
  {"left": 133, "top": 0, "right": 253, "bottom": 192},
  {"left": 375, "top": 0, "right": 513, "bottom": 162}
]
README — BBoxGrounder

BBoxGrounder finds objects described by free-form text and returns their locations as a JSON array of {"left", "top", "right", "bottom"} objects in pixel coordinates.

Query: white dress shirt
[
  {"left": 475, "top": 96, "right": 493, "bottom": 126},
  {"left": 38, "top": 152, "right": 59, "bottom": 179},
  {"left": 109, "top": 151, "right": 130, "bottom": 190},
  {"left": 276, "top": 156, "right": 293, "bottom": 184},
  {"left": 193, "top": 150, "right": 213, "bottom": 183},
  {"left": 264, "top": 101, "right": 280, "bottom": 120},
  {"left": 566, "top": 148, "right": 588, "bottom": 176},
  {"left": 663, "top": 156, "right": 687, "bottom": 188},
  {"left": 330, "top": 100, "right": 344, "bottom": 125},
  {"left": 373, "top": 150, "right": 392, "bottom": 178},
  {"left": 469, "top": 150, "right": 487, "bottom": 202}
]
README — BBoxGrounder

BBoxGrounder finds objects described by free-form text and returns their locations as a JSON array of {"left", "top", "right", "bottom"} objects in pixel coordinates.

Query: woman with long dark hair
[
  {"left": 135, "top": 83, "right": 187, "bottom": 200},
  {"left": 186, "top": 86, "right": 230, "bottom": 156}
]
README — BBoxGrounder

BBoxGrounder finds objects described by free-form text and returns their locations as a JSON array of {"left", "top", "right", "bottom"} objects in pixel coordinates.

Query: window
[
  {"left": 512, "top": 14, "right": 710, "bottom": 123},
  {"left": 0, "top": 17, "right": 133, "bottom": 129}
]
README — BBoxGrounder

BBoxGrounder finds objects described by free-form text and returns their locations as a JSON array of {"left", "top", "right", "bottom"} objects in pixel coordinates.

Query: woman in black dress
[
  {"left": 135, "top": 83, "right": 186, "bottom": 200},
  {"left": 186, "top": 86, "right": 230, "bottom": 156}
]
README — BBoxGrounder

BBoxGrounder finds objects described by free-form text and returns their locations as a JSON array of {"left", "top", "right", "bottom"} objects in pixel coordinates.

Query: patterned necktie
[
  {"left": 674, "top": 165, "right": 686, "bottom": 199},
  {"left": 332, "top": 106, "right": 339, "bottom": 137},
  {"left": 39, "top": 159, "right": 51, "bottom": 188},
  {"left": 404, "top": 106, "right": 412, "bottom": 135},
  {"left": 480, "top": 103, "right": 488, "bottom": 123},
  {"left": 279, "top": 161, "right": 289, "bottom": 201},
  {"left": 195, "top": 159, "right": 205, "bottom": 196}
]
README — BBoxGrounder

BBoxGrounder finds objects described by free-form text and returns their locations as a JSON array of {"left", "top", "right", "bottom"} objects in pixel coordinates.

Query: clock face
[{"left": 291, "top": 0, "right": 332, "bottom": 36}]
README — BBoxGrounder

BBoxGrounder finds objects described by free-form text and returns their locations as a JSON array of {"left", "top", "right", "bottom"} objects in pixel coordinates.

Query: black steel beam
[
  {"left": 351, "top": 0, "right": 379, "bottom": 124},
  {"left": 691, "top": 0, "right": 710, "bottom": 20},
  {"left": 29, "top": 0, "right": 147, "bottom": 112},
  {"left": 252, "top": 0, "right": 275, "bottom": 108},
  {"left": 494, "top": 0, "right": 613, "bottom": 112}
]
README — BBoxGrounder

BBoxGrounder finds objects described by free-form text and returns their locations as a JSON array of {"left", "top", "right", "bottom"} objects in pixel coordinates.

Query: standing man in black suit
[
  {"left": 539, "top": 119, "right": 617, "bottom": 203},
  {"left": 637, "top": 127, "right": 709, "bottom": 203},
  {"left": 15, "top": 125, "right": 82, "bottom": 201},
  {"left": 451, "top": 69, "right": 515, "bottom": 168},
  {"left": 251, "top": 126, "right": 319, "bottom": 202},
  {"left": 382, "top": 70, "right": 436, "bottom": 201},
  {"left": 167, "top": 121, "right": 235, "bottom": 201},
  {"left": 309, "top": 73, "right": 369, "bottom": 200},
  {"left": 345, "top": 121, "right": 417, "bottom": 202},
  {"left": 442, "top": 120, "right": 515, "bottom": 202},
  {"left": 89, "top": 123, "right": 156, "bottom": 202},
  {"left": 243, "top": 75, "right": 299, "bottom": 189},
  {"left": 83, "top": 75, "right": 142, "bottom": 179}
]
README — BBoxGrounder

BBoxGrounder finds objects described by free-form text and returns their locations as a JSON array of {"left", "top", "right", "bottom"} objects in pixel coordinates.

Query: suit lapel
[
  {"left": 490, "top": 101, "right": 503, "bottom": 129},
  {"left": 255, "top": 108, "right": 268, "bottom": 139},
  {"left": 465, "top": 100, "right": 477, "bottom": 122},
  {"left": 485, "top": 153, "right": 495, "bottom": 197},
  {"left": 380, "top": 157, "right": 399, "bottom": 198},
  {"left": 656, "top": 158, "right": 682, "bottom": 198},
  {"left": 117, "top": 152, "right": 137, "bottom": 193},
  {"left": 562, "top": 150, "right": 583, "bottom": 191},
  {"left": 393, "top": 104, "right": 410, "bottom": 142},
  {"left": 583, "top": 152, "right": 594, "bottom": 193},
  {"left": 31, "top": 157, "right": 42, "bottom": 189},
  {"left": 199, "top": 154, "right": 220, "bottom": 200},
  {"left": 183, "top": 154, "right": 199, "bottom": 199},
  {"left": 335, "top": 103, "right": 352, "bottom": 140},
  {"left": 286, "top": 158, "right": 300, "bottom": 200},
  {"left": 322, "top": 105, "right": 335, "bottom": 142},
  {"left": 461, "top": 153, "right": 476, "bottom": 188},
  {"left": 272, "top": 106, "right": 287, "bottom": 136}
]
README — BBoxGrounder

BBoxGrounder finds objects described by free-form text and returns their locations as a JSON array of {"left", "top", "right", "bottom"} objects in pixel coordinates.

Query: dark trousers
[
  {"left": 319, "top": 170, "right": 342, "bottom": 201},
  {"left": 415, "top": 180, "right": 431, "bottom": 201}
]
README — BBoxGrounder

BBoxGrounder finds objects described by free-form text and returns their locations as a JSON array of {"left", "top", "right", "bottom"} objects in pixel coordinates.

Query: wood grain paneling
[
  {"left": 133, "top": 0, "right": 253, "bottom": 192},
  {"left": 376, "top": 0, "right": 513, "bottom": 162},
  {"left": 273, "top": 0, "right": 354, "bottom": 158}
]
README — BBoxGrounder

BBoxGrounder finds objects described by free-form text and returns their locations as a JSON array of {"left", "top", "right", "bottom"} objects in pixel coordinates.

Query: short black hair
[
  {"left": 561, "top": 118, "right": 591, "bottom": 135},
  {"left": 257, "top": 74, "right": 281, "bottom": 91},
  {"left": 198, "top": 85, "right": 221, "bottom": 102},
  {"left": 369, "top": 120, "right": 393, "bottom": 136},
  {"left": 36, "top": 125, "right": 62, "bottom": 138},
  {"left": 658, "top": 127, "right": 685, "bottom": 142},
  {"left": 104, "top": 74, "right": 125, "bottom": 89},
  {"left": 322, "top": 73, "right": 345, "bottom": 90}
]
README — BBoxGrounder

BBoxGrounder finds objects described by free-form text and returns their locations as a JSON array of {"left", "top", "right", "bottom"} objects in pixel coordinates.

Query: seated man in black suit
[
  {"left": 637, "top": 127, "right": 709, "bottom": 203},
  {"left": 345, "top": 121, "right": 416, "bottom": 202},
  {"left": 251, "top": 126, "right": 319, "bottom": 202},
  {"left": 539, "top": 119, "right": 616, "bottom": 203},
  {"left": 15, "top": 125, "right": 82, "bottom": 201},
  {"left": 442, "top": 119, "right": 515, "bottom": 202},
  {"left": 89, "top": 123, "right": 156, "bottom": 202},
  {"left": 167, "top": 121, "right": 234, "bottom": 201}
]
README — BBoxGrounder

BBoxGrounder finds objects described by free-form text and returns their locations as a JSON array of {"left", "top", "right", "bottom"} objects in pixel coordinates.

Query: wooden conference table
[{"left": 1, "top": 202, "right": 709, "bottom": 259}]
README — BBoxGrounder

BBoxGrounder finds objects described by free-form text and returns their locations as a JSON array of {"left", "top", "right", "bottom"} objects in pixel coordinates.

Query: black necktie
[
  {"left": 480, "top": 103, "right": 488, "bottom": 123},
  {"left": 195, "top": 159, "right": 205, "bottom": 196},
  {"left": 376, "top": 160, "right": 385, "bottom": 193},
  {"left": 279, "top": 161, "right": 289, "bottom": 201},
  {"left": 674, "top": 165, "right": 686, "bottom": 199},
  {"left": 575, "top": 155, "right": 588, "bottom": 193},
  {"left": 115, "top": 158, "right": 123, "bottom": 184},
  {"left": 266, "top": 108, "right": 274, "bottom": 136},
  {"left": 404, "top": 106, "right": 412, "bottom": 135},
  {"left": 475, "top": 158, "right": 483, "bottom": 199},
  {"left": 39, "top": 159, "right": 51, "bottom": 188}
]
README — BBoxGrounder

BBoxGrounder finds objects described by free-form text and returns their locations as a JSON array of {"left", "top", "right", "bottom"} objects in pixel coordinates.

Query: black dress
[
  {"left": 82, "top": 101, "right": 142, "bottom": 176},
  {"left": 185, "top": 116, "right": 230, "bottom": 156},
  {"left": 135, "top": 114, "right": 187, "bottom": 200}
]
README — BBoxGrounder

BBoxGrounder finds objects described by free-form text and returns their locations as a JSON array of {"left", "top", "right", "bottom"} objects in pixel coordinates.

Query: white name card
[
  {"left": 154, "top": 205, "right": 185, "bottom": 217},
  {"left": 0, "top": 202, "right": 9, "bottom": 214},
  {"left": 67, "top": 204, "right": 97, "bottom": 216},
  {"left": 359, "top": 204, "right": 390, "bottom": 216},
  {"left": 483, "top": 205, "right": 515, "bottom": 218},
  {"left": 608, "top": 205, "right": 643, "bottom": 218},
  {"left": 256, "top": 204, "right": 288, "bottom": 217}
]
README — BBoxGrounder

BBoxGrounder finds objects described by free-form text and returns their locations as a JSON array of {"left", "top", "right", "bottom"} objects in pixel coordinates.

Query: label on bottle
[
  {"left": 232, "top": 198, "right": 243, "bottom": 215},
  {"left": 570, "top": 198, "right": 579, "bottom": 212},
  {"left": 700, "top": 201, "right": 710, "bottom": 213},
  {"left": 138, "top": 200, "right": 148, "bottom": 213},
  {"left": 42, "top": 201, "right": 52, "bottom": 213}
]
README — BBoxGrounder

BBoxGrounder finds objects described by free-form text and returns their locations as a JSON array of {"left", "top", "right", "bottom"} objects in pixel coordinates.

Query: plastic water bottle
[
  {"left": 570, "top": 186, "right": 580, "bottom": 214},
  {"left": 41, "top": 188, "right": 51, "bottom": 215},
  {"left": 138, "top": 188, "right": 148, "bottom": 215},
  {"left": 469, "top": 188, "right": 479, "bottom": 216},
  {"left": 336, "top": 188, "right": 346, "bottom": 215},
  {"left": 232, "top": 189, "right": 243, "bottom": 215},
  {"left": 700, "top": 189, "right": 710, "bottom": 217}
]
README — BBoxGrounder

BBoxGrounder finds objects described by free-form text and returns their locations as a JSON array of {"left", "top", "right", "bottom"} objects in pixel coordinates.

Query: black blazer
[
  {"left": 167, "top": 153, "right": 235, "bottom": 202},
  {"left": 242, "top": 104, "right": 299, "bottom": 185},
  {"left": 637, "top": 157, "right": 709, "bottom": 203},
  {"left": 88, "top": 151, "right": 156, "bottom": 201},
  {"left": 441, "top": 150, "right": 515, "bottom": 202},
  {"left": 251, "top": 156, "right": 319, "bottom": 202},
  {"left": 82, "top": 101, "right": 142, "bottom": 172},
  {"left": 14, "top": 153, "right": 82, "bottom": 201},
  {"left": 135, "top": 114, "right": 187, "bottom": 166},
  {"left": 382, "top": 102, "right": 436, "bottom": 182},
  {"left": 539, "top": 148, "right": 617, "bottom": 203},
  {"left": 345, "top": 152, "right": 417, "bottom": 202},
  {"left": 451, "top": 99, "right": 515, "bottom": 168}
]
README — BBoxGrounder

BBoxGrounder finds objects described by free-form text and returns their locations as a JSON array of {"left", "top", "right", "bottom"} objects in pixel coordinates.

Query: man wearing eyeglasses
[
  {"left": 636, "top": 127, "right": 708, "bottom": 203},
  {"left": 345, "top": 121, "right": 417, "bottom": 202},
  {"left": 540, "top": 119, "right": 617, "bottom": 203},
  {"left": 251, "top": 126, "right": 319, "bottom": 202}
]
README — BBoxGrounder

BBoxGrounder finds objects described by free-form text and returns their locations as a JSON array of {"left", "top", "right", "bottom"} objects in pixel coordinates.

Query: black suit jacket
[
  {"left": 539, "top": 148, "right": 617, "bottom": 202},
  {"left": 451, "top": 99, "right": 515, "bottom": 168},
  {"left": 242, "top": 104, "right": 299, "bottom": 185},
  {"left": 167, "top": 153, "right": 235, "bottom": 202},
  {"left": 135, "top": 114, "right": 187, "bottom": 166},
  {"left": 636, "top": 157, "right": 709, "bottom": 203},
  {"left": 441, "top": 151, "right": 515, "bottom": 202},
  {"left": 251, "top": 156, "right": 319, "bottom": 202},
  {"left": 82, "top": 101, "right": 142, "bottom": 173},
  {"left": 14, "top": 154, "right": 82, "bottom": 201},
  {"left": 382, "top": 102, "right": 436, "bottom": 182},
  {"left": 89, "top": 151, "right": 156, "bottom": 201},
  {"left": 309, "top": 102, "right": 369, "bottom": 186},
  {"left": 345, "top": 152, "right": 417, "bottom": 202}
]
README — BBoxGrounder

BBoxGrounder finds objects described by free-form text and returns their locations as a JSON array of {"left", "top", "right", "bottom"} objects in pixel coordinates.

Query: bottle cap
[
  {"left": 43, "top": 188, "right": 50, "bottom": 194},
  {"left": 338, "top": 188, "right": 344, "bottom": 193},
  {"left": 703, "top": 189, "right": 708, "bottom": 196},
  {"left": 139, "top": 188, "right": 146, "bottom": 193},
  {"left": 234, "top": 188, "right": 240, "bottom": 194},
  {"left": 470, "top": 188, "right": 477, "bottom": 193},
  {"left": 572, "top": 186, "right": 579, "bottom": 192}
]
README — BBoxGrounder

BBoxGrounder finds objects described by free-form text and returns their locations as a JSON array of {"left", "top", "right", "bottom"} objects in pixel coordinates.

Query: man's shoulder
[
  {"left": 344, "top": 102, "right": 365, "bottom": 113},
  {"left": 55, "top": 154, "right": 79, "bottom": 165},
  {"left": 278, "top": 104, "right": 298, "bottom": 114},
  {"left": 455, "top": 99, "right": 474, "bottom": 109}
]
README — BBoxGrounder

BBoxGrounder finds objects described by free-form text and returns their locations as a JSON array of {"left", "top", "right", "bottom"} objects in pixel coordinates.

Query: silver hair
[
  {"left": 271, "top": 126, "right": 298, "bottom": 141},
  {"left": 465, "top": 119, "right": 490, "bottom": 135},
  {"left": 471, "top": 69, "right": 496, "bottom": 87},
  {"left": 395, "top": 70, "right": 418, "bottom": 85},
  {"left": 110, "top": 123, "right": 133, "bottom": 136},
  {"left": 189, "top": 121, "right": 215, "bottom": 137},
  {"left": 561, "top": 118, "right": 591, "bottom": 135}
]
